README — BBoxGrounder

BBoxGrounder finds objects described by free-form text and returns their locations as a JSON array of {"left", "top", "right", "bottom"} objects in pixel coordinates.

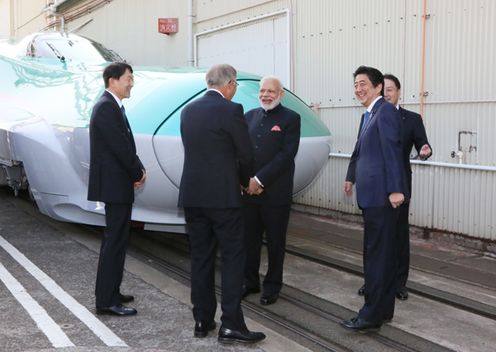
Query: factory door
[{"left": 196, "top": 13, "right": 290, "bottom": 88}]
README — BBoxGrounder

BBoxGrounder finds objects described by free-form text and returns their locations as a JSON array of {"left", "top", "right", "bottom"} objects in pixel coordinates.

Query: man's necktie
[
  {"left": 120, "top": 105, "right": 126, "bottom": 118},
  {"left": 362, "top": 110, "right": 370, "bottom": 127},
  {"left": 120, "top": 105, "right": 131, "bottom": 133}
]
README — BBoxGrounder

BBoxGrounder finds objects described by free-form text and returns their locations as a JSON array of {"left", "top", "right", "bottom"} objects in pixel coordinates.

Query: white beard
[{"left": 260, "top": 96, "right": 282, "bottom": 111}]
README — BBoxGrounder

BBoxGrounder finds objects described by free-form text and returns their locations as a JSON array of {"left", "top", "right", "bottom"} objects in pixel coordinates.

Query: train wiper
[{"left": 46, "top": 42, "right": 66, "bottom": 62}]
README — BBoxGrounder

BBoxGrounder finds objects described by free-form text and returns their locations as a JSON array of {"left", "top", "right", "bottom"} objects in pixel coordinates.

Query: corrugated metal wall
[
  {"left": 131, "top": 0, "right": 496, "bottom": 240},
  {"left": 196, "top": 13, "right": 290, "bottom": 86},
  {"left": 194, "top": 0, "right": 289, "bottom": 33},
  {"left": 6, "top": 0, "right": 47, "bottom": 38},
  {"left": 291, "top": 0, "right": 496, "bottom": 240},
  {"left": 6, "top": 0, "right": 496, "bottom": 240},
  {"left": 295, "top": 157, "right": 496, "bottom": 239},
  {"left": 294, "top": 0, "right": 496, "bottom": 166},
  {"left": 72, "top": 0, "right": 189, "bottom": 66},
  {"left": 0, "top": 0, "right": 12, "bottom": 37},
  {"left": 294, "top": 0, "right": 406, "bottom": 106},
  {"left": 428, "top": 164, "right": 496, "bottom": 239},
  {"left": 195, "top": 0, "right": 273, "bottom": 22}
]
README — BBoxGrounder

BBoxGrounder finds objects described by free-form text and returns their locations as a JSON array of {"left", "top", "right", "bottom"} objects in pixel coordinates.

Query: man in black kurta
[{"left": 242, "top": 76, "right": 300, "bottom": 305}]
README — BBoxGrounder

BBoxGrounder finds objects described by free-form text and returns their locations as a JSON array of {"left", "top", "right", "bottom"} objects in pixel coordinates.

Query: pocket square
[{"left": 271, "top": 125, "right": 281, "bottom": 132}]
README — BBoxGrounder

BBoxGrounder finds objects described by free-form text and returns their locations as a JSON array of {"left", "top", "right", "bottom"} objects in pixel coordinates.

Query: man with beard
[{"left": 242, "top": 76, "right": 300, "bottom": 306}]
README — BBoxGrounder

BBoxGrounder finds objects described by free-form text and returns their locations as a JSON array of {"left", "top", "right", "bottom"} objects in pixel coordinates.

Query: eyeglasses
[{"left": 230, "top": 80, "right": 239, "bottom": 86}]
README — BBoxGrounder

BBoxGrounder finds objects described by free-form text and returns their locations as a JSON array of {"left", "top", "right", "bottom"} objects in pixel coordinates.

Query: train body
[{"left": 0, "top": 32, "right": 330, "bottom": 232}]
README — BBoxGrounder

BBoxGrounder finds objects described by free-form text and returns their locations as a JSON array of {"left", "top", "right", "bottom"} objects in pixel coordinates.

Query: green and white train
[{"left": 0, "top": 32, "right": 330, "bottom": 232}]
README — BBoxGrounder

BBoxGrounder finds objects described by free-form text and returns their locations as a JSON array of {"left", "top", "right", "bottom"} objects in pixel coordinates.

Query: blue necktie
[{"left": 362, "top": 111, "right": 370, "bottom": 127}]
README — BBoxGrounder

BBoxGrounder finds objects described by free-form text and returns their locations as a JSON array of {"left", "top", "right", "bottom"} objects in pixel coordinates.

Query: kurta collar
[{"left": 264, "top": 103, "right": 283, "bottom": 114}]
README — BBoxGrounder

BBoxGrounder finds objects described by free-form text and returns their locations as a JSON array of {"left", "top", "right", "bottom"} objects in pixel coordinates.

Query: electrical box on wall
[{"left": 158, "top": 18, "right": 178, "bottom": 35}]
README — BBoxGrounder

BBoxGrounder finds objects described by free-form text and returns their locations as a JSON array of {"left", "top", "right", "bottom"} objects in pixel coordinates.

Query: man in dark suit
[
  {"left": 178, "top": 64, "right": 265, "bottom": 344},
  {"left": 88, "top": 62, "right": 146, "bottom": 316},
  {"left": 357, "top": 74, "right": 432, "bottom": 301},
  {"left": 341, "top": 66, "right": 405, "bottom": 332},
  {"left": 241, "top": 76, "right": 300, "bottom": 306},
  {"left": 385, "top": 74, "right": 432, "bottom": 299}
]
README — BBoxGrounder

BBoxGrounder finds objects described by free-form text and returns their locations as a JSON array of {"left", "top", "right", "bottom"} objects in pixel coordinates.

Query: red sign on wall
[{"left": 158, "top": 18, "right": 178, "bottom": 35}]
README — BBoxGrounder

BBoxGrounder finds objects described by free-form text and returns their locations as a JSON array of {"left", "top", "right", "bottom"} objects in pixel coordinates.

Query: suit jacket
[
  {"left": 346, "top": 97, "right": 405, "bottom": 208},
  {"left": 178, "top": 90, "right": 254, "bottom": 208},
  {"left": 399, "top": 107, "right": 431, "bottom": 196},
  {"left": 87, "top": 91, "right": 144, "bottom": 204},
  {"left": 244, "top": 103, "right": 300, "bottom": 205}
]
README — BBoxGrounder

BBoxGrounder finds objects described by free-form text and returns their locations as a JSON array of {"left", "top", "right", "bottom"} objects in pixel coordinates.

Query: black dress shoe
[
  {"left": 260, "top": 293, "right": 279, "bottom": 305},
  {"left": 194, "top": 320, "right": 216, "bottom": 338},
  {"left": 396, "top": 287, "right": 409, "bottom": 300},
  {"left": 242, "top": 286, "right": 260, "bottom": 299},
  {"left": 357, "top": 284, "right": 365, "bottom": 296},
  {"left": 218, "top": 327, "right": 266, "bottom": 344},
  {"left": 119, "top": 293, "right": 134, "bottom": 303},
  {"left": 340, "top": 316, "right": 381, "bottom": 332},
  {"left": 96, "top": 304, "right": 137, "bottom": 316},
  {"left": 383, "top": 317, "right": 393, "bottom": 323}
]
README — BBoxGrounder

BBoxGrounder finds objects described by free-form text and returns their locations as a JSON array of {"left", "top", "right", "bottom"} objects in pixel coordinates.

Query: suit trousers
[
  {"left": 243, "top": 202, "right": 291, "bottom": 295},
  {"left": 184, "top": 207, "right": 246, "bottom": 330},
  {"left": 395, "top": 201, "right": 410, "bottom": 289},
  {"left": 95, "top": 202, "right": 132, "bottom": 308},
  {"left": 359, "top": 205, "right": 399, "bottom": 323}
]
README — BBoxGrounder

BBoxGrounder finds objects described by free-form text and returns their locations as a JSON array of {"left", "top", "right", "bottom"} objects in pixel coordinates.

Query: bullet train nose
[
  {"left": 134, "top": 73, "right": 330, "bottom": 196},
  {"left": 293, "top": 136, "right": 330, "bottom": 193}
]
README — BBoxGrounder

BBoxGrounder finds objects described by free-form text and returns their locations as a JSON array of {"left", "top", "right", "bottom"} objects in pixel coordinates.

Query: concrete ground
[
  {"left": 1, "top": 188, "right": 495, "bottom": 352},
  {"left": 279, "top": 211, "right": 496, "bottom": 352},
  {"left": 0, "top": 190, "right": 310, "bottom": 352}
]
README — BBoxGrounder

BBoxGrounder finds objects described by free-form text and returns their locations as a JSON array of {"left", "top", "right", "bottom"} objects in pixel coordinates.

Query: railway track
[
  {"left": 7, "top": 189, "right": 492, "bottom": 351},
  {"left": 129, "top": 231, "right": 454, "bottom": 352},
  {"left": 285, "top": 244, "right": 496, "bottom": 321}
]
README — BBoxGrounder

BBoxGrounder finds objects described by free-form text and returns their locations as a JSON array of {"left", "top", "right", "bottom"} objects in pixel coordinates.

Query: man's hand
[
  {"left": 134, "top": 170, "right": 146, "bottom": 189},
  {"left": 344, "top": 181, "right": 353, "bottom": 197},
  {"left": 389, "top": 192, "right": 404, "bottom": 208},
  {"left": 419, "top": 144, "right": 432, "bottom": 160},
  {"left": 247, "top": 177, "right": 263, "bottom": 195}
]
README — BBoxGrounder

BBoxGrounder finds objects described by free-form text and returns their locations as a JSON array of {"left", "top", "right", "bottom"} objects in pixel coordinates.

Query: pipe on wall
[
  {"left": 187, "top": 0, "right": 194, "bottom": 67},
  {"left": 419, "top": 0, "right": 427, "bottom": 117},
  {"left": 54, "top": 0, "right": 72, "bottom": 9},
  {"left": 43, "top": 0, "right": 112, "bottom": 31}
]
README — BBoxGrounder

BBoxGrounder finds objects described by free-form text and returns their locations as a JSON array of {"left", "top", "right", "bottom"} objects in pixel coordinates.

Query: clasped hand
[{"left": 243, "top": 177, "right": 263, "bottom": 195}]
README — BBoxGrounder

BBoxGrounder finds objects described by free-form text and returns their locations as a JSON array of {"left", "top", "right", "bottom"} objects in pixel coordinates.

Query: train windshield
[{"left": 25, "top": 34, "right": 123, "bottom": 63}]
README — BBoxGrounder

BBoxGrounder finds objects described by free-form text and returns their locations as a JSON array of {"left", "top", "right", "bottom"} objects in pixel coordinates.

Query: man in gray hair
[{"left": 178, "top": 64, "right": 266, "bottom": 344}]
